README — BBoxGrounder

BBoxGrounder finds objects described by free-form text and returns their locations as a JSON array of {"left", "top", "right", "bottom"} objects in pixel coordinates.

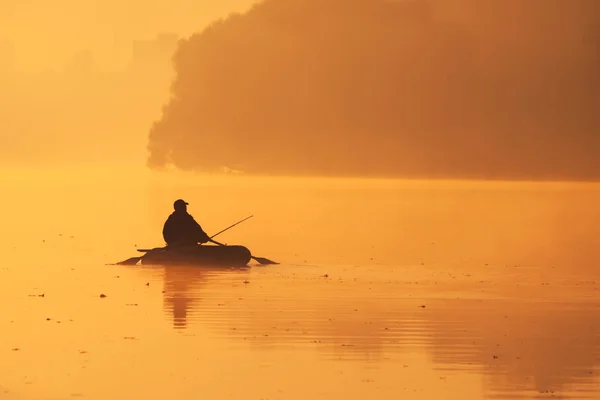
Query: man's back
[{"left": 163, "top": 211, "right": 209, "bottom": 246}]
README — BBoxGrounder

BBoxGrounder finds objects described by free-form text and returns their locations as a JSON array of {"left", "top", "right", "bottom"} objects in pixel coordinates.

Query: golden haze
[
  {"left": 147, "top": 0, "right": 600, "bottom": 180},
  {"left": 2, "top": 1, "right": 600, "bottom": 399},
  {"left": 0, "top": 0, "right": 257, "bottom": 167},
  {"left": 1, "top": 169, "right": 600, "bottom": 399}
]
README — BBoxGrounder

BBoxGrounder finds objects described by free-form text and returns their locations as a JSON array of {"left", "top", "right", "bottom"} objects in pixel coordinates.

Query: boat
[{"left": 140, "top": 245, "right": 253, "bottom": 266}]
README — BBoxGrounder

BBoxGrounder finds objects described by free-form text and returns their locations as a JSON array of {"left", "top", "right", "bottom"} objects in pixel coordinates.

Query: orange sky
[
  {"left": 0, "top": 0, "right": 258, "bottom": 166},
  {"left": 0, "top": 0, "right": 257, "bottom": 70}
]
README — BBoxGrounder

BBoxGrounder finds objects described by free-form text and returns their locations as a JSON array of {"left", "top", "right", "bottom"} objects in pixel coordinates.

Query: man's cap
[{"left": 174, "top": 199, "right": 189, "bottom": 209}]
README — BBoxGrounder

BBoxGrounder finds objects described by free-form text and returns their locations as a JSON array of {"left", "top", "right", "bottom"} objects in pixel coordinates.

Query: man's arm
[{"left": 191, "top": 217, "right": 211, "bottom": 244}]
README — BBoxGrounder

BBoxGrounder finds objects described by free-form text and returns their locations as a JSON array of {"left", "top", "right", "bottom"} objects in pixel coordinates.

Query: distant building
[{"left": 66, "top": 49, "right": 94, "bottom": 75}]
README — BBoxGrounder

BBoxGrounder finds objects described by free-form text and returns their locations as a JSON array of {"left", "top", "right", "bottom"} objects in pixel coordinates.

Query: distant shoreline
[{"left": 2, "top": 164, "right": 599, "bottom": 186}]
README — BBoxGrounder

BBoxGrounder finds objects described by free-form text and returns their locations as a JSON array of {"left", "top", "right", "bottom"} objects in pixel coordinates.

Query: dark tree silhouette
[{"left": 148, "top": 0, "right": 600, "bottom": 180}]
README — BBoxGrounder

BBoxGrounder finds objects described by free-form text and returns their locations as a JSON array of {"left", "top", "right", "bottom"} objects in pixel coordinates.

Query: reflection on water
[
  {"left": 156, "top": 264, "right": 600, "bottom": 399},
  {"left": 2, "top": 169, "right": 600, "bottom": 399},
  {"left": 162, "top": 266, "right": 251, "bottom": 329},
  {"left": 425, "top": 300, "right": 600, "bottom": 398}
]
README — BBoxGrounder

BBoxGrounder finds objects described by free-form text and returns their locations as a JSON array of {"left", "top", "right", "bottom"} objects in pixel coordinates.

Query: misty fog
[
  {"left": 0, "top": 0, "right": 257, "bottom": 167},
  {"left": 147, "top": 0, "right": 600, "bottom": 180}
]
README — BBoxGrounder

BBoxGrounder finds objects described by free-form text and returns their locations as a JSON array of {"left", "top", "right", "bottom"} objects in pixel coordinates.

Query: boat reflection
[{"left": 161, "top": 265, "right": 251, "bottom": 329}]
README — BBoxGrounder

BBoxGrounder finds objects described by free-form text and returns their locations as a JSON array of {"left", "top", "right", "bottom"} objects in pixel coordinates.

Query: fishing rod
[
  {"left": 210, "top": 215, "right": 254, "bottom": 239},
  {"left": 207, "top": 214, "right": 277, "bottom": 264}
]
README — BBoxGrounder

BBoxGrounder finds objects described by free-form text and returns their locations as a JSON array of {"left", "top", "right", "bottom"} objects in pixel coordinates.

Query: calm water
[{"left": 1, "top": 168, "right": 600, "bottom": 399}]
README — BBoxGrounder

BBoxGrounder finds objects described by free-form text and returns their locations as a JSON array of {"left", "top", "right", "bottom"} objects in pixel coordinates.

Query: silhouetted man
[{"left": 163, "top": 199, "right": 211, "bottom": 247}]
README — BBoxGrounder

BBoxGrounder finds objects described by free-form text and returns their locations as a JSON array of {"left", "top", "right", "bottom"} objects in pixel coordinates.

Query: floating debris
[{"left": 99, "top": 294, "right": 107, "bottom": 298}]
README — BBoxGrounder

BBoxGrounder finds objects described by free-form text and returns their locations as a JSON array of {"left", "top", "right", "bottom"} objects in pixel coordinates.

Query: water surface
[{"left": 1, "top": 168, "right": 599, "bottom": 399}]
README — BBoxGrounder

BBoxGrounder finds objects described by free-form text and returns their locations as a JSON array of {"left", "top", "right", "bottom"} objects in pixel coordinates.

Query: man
[{"left": 163, "top": 199, "right": 211, "bottom": 247}]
